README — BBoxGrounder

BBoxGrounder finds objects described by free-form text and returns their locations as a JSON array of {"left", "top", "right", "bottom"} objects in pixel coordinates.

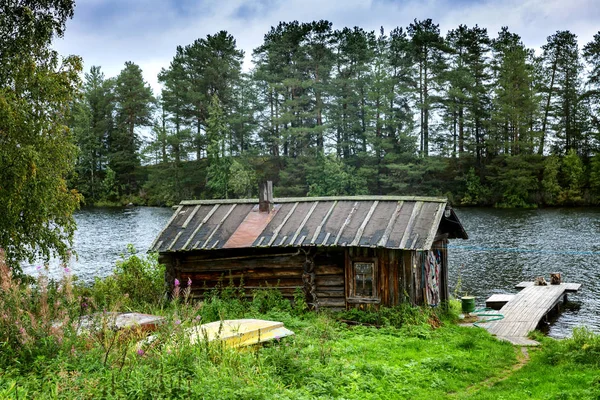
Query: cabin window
[{"left": 350, "top": 260, "right": 378, "bottom": 300}]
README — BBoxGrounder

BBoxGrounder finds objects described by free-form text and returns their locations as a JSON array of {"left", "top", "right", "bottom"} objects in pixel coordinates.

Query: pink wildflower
[
  {"left": 174, "top": 278, "right": 180, "bottom": 287},
  {"left": 187, "top": 277, "right": 192, "bottom": 286},
  {"left": 137, "top": 348, "right": 144, "bottom": 356}
]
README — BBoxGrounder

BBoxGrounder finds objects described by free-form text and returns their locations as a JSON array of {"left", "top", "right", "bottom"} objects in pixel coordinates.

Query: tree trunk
[{"left": 539, "top": 57, "right": 557, "bottom": 155}]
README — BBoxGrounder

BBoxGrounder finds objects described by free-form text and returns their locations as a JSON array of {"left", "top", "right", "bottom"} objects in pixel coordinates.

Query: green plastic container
[{"left": 461, "top": 296, "right": 476, "bottom": 314}]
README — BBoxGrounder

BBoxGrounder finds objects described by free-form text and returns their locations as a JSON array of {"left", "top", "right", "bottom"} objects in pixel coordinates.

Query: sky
[{"left": 53, "top": 0, "right": 600, "bottom": 94}]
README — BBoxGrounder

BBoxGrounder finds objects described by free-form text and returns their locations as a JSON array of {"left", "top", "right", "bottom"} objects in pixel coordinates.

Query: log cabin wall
[
  {"left": 160, "top": 244, "right": 448, "bottom": 309},
  {"left": 159, "top": 247, "right": 347, "bottom": 308}
]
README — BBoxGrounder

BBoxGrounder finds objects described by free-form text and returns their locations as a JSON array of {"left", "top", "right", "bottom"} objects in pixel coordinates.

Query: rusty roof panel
[
  {"left": 211, "top": 203, "right": 255, "bottom": 249},
  {"left": 255, "top": 202, "right": 298, "bottom": 247},
  {"left": 223, "top": 204, "right": 280, "bottom": 249},
  {"left": 151, "top": 196, "right": 466, "bottom": 253}
]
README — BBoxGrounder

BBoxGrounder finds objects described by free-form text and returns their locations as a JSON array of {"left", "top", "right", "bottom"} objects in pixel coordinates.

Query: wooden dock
[{"left": 483, "top": 282, "right": 581, "bottom": 346}]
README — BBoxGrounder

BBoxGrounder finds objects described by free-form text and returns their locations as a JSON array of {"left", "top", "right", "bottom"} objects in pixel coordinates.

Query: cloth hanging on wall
[{"left": 425, "top": 250, "right": 441, "bottom": 306}]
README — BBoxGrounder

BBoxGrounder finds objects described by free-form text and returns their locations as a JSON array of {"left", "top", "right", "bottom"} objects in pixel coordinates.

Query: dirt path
[{"left": 448, "top": 346, "right": 532, "bottom": 398}]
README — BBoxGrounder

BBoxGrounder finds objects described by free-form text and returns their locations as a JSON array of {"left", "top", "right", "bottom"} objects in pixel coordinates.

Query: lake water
[{"left": 24, "top": 206, "right": 600, "bottom": 338}]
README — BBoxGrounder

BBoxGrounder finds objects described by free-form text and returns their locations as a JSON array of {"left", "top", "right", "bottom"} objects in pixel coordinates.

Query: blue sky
[{"left": 53, "top": 0, "right": 600, "bottom": 93}]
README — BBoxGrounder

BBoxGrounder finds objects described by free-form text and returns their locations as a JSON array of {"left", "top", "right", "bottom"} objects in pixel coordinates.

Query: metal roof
[{"left": 150, "top": 196, "right": 468, "bottom": 253}]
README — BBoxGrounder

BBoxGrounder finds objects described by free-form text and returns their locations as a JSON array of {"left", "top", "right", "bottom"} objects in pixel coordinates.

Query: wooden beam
[
  {"left": 310, "top": 200, "right": 337, "bottom": 245},
  {"left": 333, "top": 201, "right": 359, "bottom": 246},
  {"left": 398, "top": 201, "right": 423, "bottom": 249},
  {"left": 289, "top": 201, "right": 319, "bottom": 245},
  {"left": 182, "top": 204, "right": 220, "bottom": 250},
  {"left": 198, "top": 204, "right": 237, "bottom": 249},
  {"left": 350, "top": 201, "right": 379, "bottom": 246},
  {"left": 278, "top": 235, "right": 288, "bottom": 246},
  {"left": 378, "top": 201, "right": 403, "bottom": 247},
  {"left": 267, "top": 202, "right": 299, "bottom": 246},
  {"left": 167, "top": 231, "right": 183, "bottom": 251},
  {"left": 181, "top": 205, "right": 200, "bottom": 229},
  {"left": 421, "top": 203, "right": 447, "bottom": 250},
  {"left": 297, "top": 235, "right": 307, "bottom": 246},
  {"left": 150, "top": 205, "right": 182, "bottom": 251},
  {"left": 180, "top": 195, "right": 448, "bottom": 206}
]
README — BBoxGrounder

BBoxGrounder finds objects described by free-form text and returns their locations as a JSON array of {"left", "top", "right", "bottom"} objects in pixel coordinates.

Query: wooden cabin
[{"left": 150, "top": 184, "right": 468, "bottom": 309}]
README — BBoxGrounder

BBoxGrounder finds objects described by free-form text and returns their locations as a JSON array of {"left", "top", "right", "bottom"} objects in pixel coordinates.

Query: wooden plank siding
[{"left": 160, "top": 243, "right": 449, "bottom": 309}]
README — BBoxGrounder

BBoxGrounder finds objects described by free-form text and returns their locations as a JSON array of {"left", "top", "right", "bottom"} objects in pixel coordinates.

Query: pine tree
[
  {"left": 181, "top": 31, "right": 243, "bottom": 160},
  {"left": 71, "top": 66, "right": 115, "bottom": 202},
  {"left": 541, "top": 31, "right": 583, "bottom": 153},
  {"left": 112, "top": 61, "right": 154, "bottom": 195},
  {"left": 407, "top": 19, "right": 448, "bottom": 157},
  {"left": 583, "top": 32, "right": 600, "bottom": 146},
  {"left": 490, "top": 29, "right": 539, "bottom": 155},
  {"left": 206, "top": 95, "right": 231, "bottom": 198}
]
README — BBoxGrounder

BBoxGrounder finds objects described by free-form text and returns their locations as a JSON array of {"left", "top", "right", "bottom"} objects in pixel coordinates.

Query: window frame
[{"left": 347, "top": 257, "right": 380, "bottom": 304}]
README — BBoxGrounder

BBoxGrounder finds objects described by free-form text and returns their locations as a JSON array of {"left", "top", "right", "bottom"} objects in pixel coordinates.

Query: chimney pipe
[{"left": 259, "top": 181, "right": 273, "bottom": 213}]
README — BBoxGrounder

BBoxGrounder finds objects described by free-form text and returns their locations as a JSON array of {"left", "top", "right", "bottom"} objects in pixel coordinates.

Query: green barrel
[{"left": 461, "top": 296, "right": 476, "bottom": 314}]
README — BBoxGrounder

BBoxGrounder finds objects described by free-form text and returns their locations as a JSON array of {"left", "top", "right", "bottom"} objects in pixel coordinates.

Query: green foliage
[
  {"left": 542, "top": 155, "right": 562, "bottom": 205},
  {"left": 0, "top": 260, "right": 78, "bottom": 369},
  {"left": 100, "top": 167, "right": 120, "bottom": 203},
  {"left": 559, "top": 149, "right": 585, "bottom": 204},
  {"left": 336, "top": 303, "right": 440, "bottom": 333},
  {"left": 461, "top": 167, "right": 490, "bottom": 205},
  {"left": 228, "top": 158, "right": 257, "bottom": 198},
  {"left": 590, "top": 154, "right": 600, "bottom": 204},
  {"left": 110, "top": 62, "right": 155, "bottom": 196},
  {"left": 489, "top": 155, "right": 543, "bottom": 208},
  {"left": 307, "top": 154, "right": 368, "bottom": 196},
  {"left": 62, "top": 23, "right": 600, "bottom": 207},
  {"left": 3, "top": 257, "right": 600, "bottom": 399},
  {"left": 89, "top": 245, "right": 165, "bottom": 309},
  {"left": 0, "top": 0, "right": 82, "bottom": 268},
  {"left": 205, "top": 95, "right": 233, "bottom": 199}
]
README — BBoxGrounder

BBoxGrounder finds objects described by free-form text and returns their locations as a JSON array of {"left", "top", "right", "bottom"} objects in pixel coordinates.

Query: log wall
[
  {"left": 160, "top": 247, "right": 347, "bottom": 308},
  {"left": 159, "top": 243, "right": 448, "bottom": 309}
]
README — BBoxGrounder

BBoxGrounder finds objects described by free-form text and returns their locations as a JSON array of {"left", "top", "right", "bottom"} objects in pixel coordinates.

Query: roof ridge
[{"left": 180, "top": 196, "right": 448, "bottom": 206}]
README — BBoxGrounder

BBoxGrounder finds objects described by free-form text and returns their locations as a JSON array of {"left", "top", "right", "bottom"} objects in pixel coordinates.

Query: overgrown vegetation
[{"left": 1, "top": 253, "right": 599, "bottom": 399}]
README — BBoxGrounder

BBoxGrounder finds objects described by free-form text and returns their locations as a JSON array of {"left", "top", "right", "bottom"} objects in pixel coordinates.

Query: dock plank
[
  {"left": 515, "top": 282, "right": 581, "bottom": 292},
  {"left": 483, "top": 282, "right": 579, "bottom": 346}
]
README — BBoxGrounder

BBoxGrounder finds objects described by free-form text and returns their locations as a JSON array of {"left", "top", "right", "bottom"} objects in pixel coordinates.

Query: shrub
[{"left": 89, "top": 245, "right": 166, "bottom": 309}]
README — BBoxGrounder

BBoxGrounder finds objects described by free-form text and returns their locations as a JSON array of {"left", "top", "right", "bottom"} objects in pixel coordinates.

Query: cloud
[{"left": 53, "top": 0, "right": 600, "bottom": 94}]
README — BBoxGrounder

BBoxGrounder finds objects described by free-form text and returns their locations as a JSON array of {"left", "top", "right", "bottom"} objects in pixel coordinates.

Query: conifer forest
[{"left": 69, "top": 20, "right": 600, "bottom": 207}]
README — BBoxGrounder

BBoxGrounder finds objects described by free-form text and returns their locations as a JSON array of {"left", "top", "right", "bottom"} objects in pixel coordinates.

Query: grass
[{"left": 1, "top": 253, "right": 599, "bottom": 399}]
